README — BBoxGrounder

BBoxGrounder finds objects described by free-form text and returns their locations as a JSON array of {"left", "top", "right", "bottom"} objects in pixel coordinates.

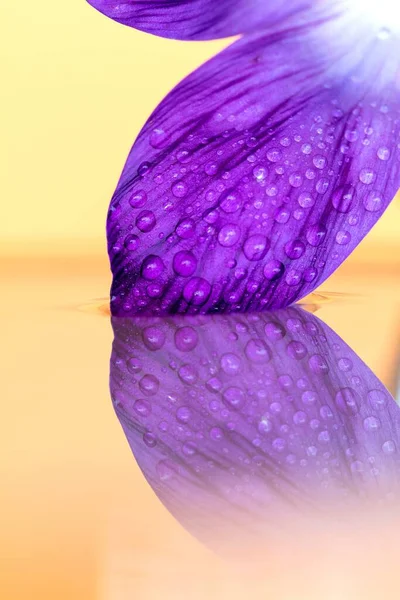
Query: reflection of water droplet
[
  {"left": 351, "top": 460, "right": 364, "bottom": 474},
  {"left": 363, "top": 416, "right": 381, "bottom": 432},
  {"left": 338, "top": 357, "right": 352, "bottom": 372},
  {"left": 286, "top": 341, "right": 307, "bottom": 360},
  {"left": 318, "top": 430, "right": 330, "bottom": 444},
  {"left": 210, "top": 427, "right": 224, "bottom": 441},
  {"left": 302, "top": 390, "right": 317, "bottom": 405},
  {"left": 272, "top": 438, "right": 286, "bottom": 452},
  {"left": 335, "top": 387, "right": 359, "bottom": 414},
  {"left": 176, "top": 406, "right": 191, "bottom": 423},
  {"left": 245, "top": 339, "right": 271, "bottom": 363},
  {"left": 293, "top": 411, "right": 307, "bottom": 425},
  {"left": 367, "top": 388, "right": 388, "bottom": 410},
  {"left": 142, "top": 326, "right": 166, "bottom": 351},
  {"left": 143, "top": 432, "right": 157, "bottom": 447},
  {"left": 127, "top": 357, "right": 142, "bottom": 374},
  {"left": 220, "top": 353, "right": 241, "bottom": 375},
  {"left": 182, "top": 441, "right": 197, "bottom": 456},
  {"left": 258, "top": 415, "right": 273, "bottom": 434},
  {"left": 264, "top": 321, "right": 286, "bottom": 340},
  {"left": 178, "top": 364, "right": 198, "bottom": 385},
  {"left": 174, "top": 327, "right": 199, "bottom": 352},
  {"left": 382, "top": 440, "right": 396, "bottom": 454},
  {"left": 223, "top": 386, "right": 246, "bottom": 409},
  {"left": 134, "top": 399, "right": 151, "bottom": 417},
  {"left": 139, "top": 374, "right": 160, "bottom": 396}
]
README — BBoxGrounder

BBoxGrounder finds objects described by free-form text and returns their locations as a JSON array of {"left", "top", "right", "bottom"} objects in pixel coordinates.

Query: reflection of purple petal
[
  {"left": 86, "top": 0, "right": 313, "bottom": 40},
  {"left": 107, "top": 18, "right": 400, "bottom": 315},
  {"left": 110, "top": 308, "right": 400, "bottom": 542}
]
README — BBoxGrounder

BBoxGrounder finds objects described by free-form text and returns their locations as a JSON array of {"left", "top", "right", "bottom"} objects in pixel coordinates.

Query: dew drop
[
  {"left": 149, "top": 128, "right": 168, "bottom": 149},
  {"left": 141, "top": 255, "right": 164, "bottom": 280},
  {"left": 183, "top": 277, "right": 211, "bottom": 306},
  {"left": 173, "top": 251, "right": 197, "bottom": 277},
  {"left": 377, "top": 146, "right": 391, "bottom": 161},
  {"left": 136, "top": 210, "right": 156, "bottom": 232},
  {"left": 129, "top": 190, "right": 147, "bottom": 208},
  {"left": 243, "top": 234, "right": 270, "bottom": 261},
  {"left": 332, "top": 185, "right": 356, "bottom": 213},
  {"left": 285, "top": 239, "right": 306, "bottom": 259},
  {"left": 359, "top": 168, "right": 376, "bottom": 185},
  {"left": 220, "top": 191, "right": 242, "bottom": 213},
  {"left": 306, "top": 224, "right": 327, "bottom": 247},
  {"left": 363, "top": 190, "right": 383, "bottom": 212},
  {"left": 298, "top": 192, "right": 315, "bottom": 208},
  {"left": 172, "top": 181, "right": 188, "bottom": 198},
  {"left": 218, "top": 224, "right": 241, "bottom": 247},
  {"left": 176, "top": 218, "right": 195, "bottom": 238},
  {"left": 263, "top": 260, "right": 285, "bottom": 280}
]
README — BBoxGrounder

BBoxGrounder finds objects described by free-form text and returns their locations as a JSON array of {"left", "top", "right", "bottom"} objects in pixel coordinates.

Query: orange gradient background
[{"left": 2, "top": 2, "right": 400, "bottom": 599}]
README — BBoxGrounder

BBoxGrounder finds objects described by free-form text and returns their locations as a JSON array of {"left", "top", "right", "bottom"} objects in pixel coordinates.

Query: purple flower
[
  {"left": 110, "top": 308, "right": 400, "bottom": 546},
  {"left": 87, "top": 0, "right": 400, "bottom": 315}
]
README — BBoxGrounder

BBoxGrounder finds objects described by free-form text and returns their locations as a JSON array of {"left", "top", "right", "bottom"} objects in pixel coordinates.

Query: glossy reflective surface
[
  {"left": 2, "top": 240, "right": 399, "bottom": 599},
  {"left": 3, "top": 0, "right": 400, "bottom": 595}
]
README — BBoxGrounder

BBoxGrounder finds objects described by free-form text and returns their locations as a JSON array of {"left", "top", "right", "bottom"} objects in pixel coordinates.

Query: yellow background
[
  {"left": 2, "top": 1, "right": 228, "bottom": 254},
  {"left": 2, "top": 2, "right": 400, "bottom": 600},
  {"left": 2, "top": 0, "right": 399, "bottom": 255}
]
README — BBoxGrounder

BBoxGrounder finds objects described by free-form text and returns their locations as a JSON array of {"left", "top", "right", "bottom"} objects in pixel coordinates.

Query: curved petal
[
  {"left": 110, "top": 308, "right": 400, "bottom": 550},
  {"left": 107, "top": 16, "right": 400, "bottom": 315},
  {"left": 86, "top": 0, "right": 314, "bottom": 40}
]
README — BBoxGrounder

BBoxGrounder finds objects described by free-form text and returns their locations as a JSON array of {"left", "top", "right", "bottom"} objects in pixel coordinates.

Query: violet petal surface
[
  {"left": 86, "top": 0, "right": 316, "bottom": 40},
  {"left": 110, "top": 307, "right": 400, "bottom": 544},
  {"left": 107, "top": 18, "right": 400, "bottom": 315}
]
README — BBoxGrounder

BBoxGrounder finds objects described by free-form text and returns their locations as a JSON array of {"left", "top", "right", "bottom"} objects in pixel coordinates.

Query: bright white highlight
[{"left": 350, "top": 0, "right": 400, "bottom": 30}]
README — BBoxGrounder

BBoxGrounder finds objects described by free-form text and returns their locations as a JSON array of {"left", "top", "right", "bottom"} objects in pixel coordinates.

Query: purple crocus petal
[
  {"left": 86, "top": 0, "right": 314, "bottom": 40},
  {"left": 107, "top": 16, "right": 400, "bottom": 315},
  {"left": 110, "top": 308, "right": 400, "bottom": 544}
]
